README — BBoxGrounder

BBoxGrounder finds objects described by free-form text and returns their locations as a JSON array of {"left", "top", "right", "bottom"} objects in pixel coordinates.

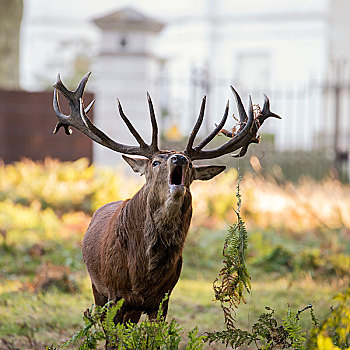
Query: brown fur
[{"left": 82, "top": 152, "right": 225, "bottom": 326}]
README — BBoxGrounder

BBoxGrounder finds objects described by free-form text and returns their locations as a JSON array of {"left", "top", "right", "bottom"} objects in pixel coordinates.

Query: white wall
[{"left": 21, "top": 0, "right": 350, "bottom": 155}]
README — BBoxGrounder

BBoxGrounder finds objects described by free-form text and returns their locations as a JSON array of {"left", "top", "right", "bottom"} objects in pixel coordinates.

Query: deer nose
[{"left": 170, "top": 154, "right": 187, "bottom": 166}]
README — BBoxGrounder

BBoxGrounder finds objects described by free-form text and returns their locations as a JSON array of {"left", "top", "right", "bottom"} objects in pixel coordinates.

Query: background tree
[{"left": 0, "top": 0, "right": 23, "bottom": 89}]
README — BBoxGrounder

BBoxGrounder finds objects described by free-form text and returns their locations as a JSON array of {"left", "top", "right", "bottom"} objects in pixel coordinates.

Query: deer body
[
  {"left": 82, "top": 161, "right": 193, "bottom": 320},
  {"left": 52, "top": 72, "right": 280, "bottom": 329}
]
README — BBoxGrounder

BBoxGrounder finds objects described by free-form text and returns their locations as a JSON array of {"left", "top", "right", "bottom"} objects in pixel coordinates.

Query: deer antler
[
  {"left": 184, "top": 87, "right": 281, "bottom": 160},
  {"left": 53, "top": 72, "right": 159, "bottom": 158}
]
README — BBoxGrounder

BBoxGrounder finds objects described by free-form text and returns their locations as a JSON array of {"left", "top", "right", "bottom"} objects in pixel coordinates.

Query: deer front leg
[
  {"left": 147, "top": 297, "right": 169, "bottom": 321},
  {"left": 92, "top": 283, "right": 108, "bottom": 307},
  {"left": 123, "top": 310, "right": 142, "bottom": 323}
]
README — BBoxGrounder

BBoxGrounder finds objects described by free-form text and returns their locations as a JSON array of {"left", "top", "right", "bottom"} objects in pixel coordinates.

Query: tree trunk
[{"left": 0, "top": 0, "right": 23, "bottom": 89}]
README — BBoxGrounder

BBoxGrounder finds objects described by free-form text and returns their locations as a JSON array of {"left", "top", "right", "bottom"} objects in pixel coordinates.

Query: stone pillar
[{"left": 92, "top": 7, "right": 164, "bottom": 166}]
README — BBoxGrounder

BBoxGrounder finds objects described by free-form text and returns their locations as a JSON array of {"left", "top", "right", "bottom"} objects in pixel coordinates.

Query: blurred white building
[
  {"left": 20, "top": 0, "right": 350, "bottom": 165},
  {"left": 92, "top": 8, "right": 164, "bottom": 165}
]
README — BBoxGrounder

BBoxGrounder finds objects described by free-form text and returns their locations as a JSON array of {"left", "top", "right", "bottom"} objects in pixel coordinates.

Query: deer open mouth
[{"left": 170, "top": 165, "right": 184, "bottom": 186}]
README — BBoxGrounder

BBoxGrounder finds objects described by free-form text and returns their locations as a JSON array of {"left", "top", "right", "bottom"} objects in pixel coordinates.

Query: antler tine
[
  {"left": 232, "top": 134, "right": 261, "bottom": 158},
  {"left": 214, "top": 94, "right": 254, "bottom": 153},
  {"left": 194, "top": 100, "right": 230, "bottom": 150},
  {"left": 53, "top": 73, "right": 73, "bottom": 100},
  {"left": 53, "top": 87, "right": 71, "bottom": 135},
  {"left": 231, "top": 86, "right": 248, "bottom": 124},
  {"left": 185, "top": 96, "right": 206, "bottom": 154},
  {"left": 53, "top": 79, "right": 108, "bottom": 147},
  {"left": 84, "top": 99, "right": 95, "bottom": 114},
  {"left": 262, "top": 94, "right": 270, "bottom": 115},
  {"left": 117, "top": 99, "right": 148, "bottom": 148},
  {"left": 232, "top": 94, "right": 280, "bottom": 158},
  {"left": 247, "top": 95, "right": 254, "bottom": 129},
  {"left": 260, "top": 94, "right": 281, "bottom": 122},
  {"left": 185, "top": 88, "right": 277, "bottom": 161},
  {"left": 52, "top": 73, "right": 159, "bottom": 159},
  {"left": 147, "top": 92, "right": 159, "bottom": 153},
  {"left": 74, "top": 71, "right": 91, "bottom": 98},
  {"left": 232, "top": 135, "right": 260, "bottom": 158}
]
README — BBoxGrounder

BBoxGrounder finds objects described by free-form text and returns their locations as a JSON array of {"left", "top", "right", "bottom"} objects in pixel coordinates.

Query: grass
[
  {"left": 1, "top": 226, "right": 347, "bottom": 349},
  {"left": 0, "top": 273, "right": 343, "bottom": 349},
  {"left": 0, "top": 159, "right": 349, "bottom": 349}
]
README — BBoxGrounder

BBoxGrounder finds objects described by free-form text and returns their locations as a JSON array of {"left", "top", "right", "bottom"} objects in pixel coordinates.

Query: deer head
[{"left": 122, "top": 151, "right": 226, "bottom": 202}]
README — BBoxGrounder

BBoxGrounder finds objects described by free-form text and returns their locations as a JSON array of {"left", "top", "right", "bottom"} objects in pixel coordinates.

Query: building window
[{"left": 119, "top": 37, "right": 127, "bottom": 49}]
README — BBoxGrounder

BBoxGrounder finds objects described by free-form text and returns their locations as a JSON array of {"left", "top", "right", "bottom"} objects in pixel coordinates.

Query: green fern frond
[
  {"left": 102, "top": 299, "right": 124, "bottom": 346},
  {"left": 62, "top": 303, "right": 106, "bottom": 349},
  {"left": 207, "top": 179, "right": 322, "bottom": 349},
  {"left": 63, "top": 295, "right": 204, "bottom": 349},
  {"left": 212, "top": 176, "right": 251, "bottom": 330},
  {"left": 282, "top": 306, "right": 307, "bottom": 349}
]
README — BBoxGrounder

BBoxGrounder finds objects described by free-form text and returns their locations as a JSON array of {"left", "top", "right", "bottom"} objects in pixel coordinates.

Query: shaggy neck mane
[{"left": 121, "top": 184, "right": 193, "bottom": 270}]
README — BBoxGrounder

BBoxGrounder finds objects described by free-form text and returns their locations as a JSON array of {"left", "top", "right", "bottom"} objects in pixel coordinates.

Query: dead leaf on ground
[{"left": 31, "top": 262, "right": 77, "bottom": 293}]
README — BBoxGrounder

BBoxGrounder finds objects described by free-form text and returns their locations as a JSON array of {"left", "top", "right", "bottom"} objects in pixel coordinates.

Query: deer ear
[
  {"left": 122, "top": 155, "right": 148, "bottom": 175},
  {"left": 193, "top": 165, "right": 226, "bottom": 181}
]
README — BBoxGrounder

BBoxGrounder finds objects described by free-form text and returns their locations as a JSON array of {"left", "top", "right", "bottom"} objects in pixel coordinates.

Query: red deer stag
[{"left": 52, "top": 72, "right": 280, "bottom": 326}]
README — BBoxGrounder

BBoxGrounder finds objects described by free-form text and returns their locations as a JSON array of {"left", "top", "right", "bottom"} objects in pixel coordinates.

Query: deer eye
[
  {"left": 189, "top": 163, "right": 193, "bottom": 169},
  {"left": 152, "top": 161, "right": 161, "bottom": 167}
]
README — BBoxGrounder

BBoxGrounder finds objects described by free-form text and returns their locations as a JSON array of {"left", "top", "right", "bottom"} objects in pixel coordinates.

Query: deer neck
[{"left": 127, "top": 184, "right": 193, "bottom": 267}]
